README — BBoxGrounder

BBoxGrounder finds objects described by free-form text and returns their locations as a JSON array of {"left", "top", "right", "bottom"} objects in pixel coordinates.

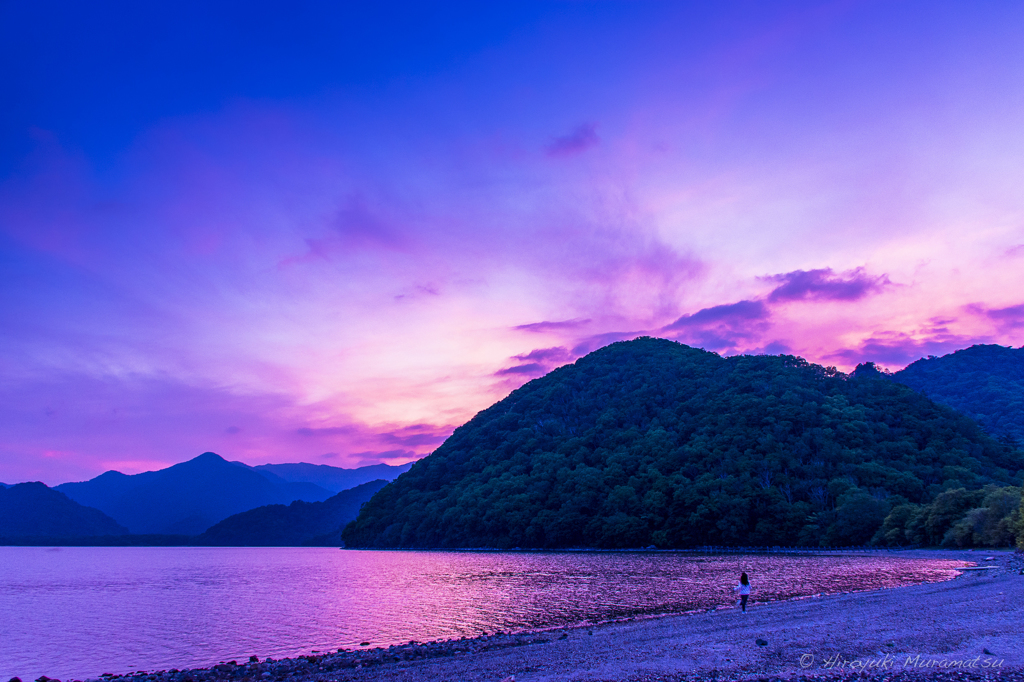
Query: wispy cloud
[
  {"left": 570, "top": 331, "right": 646, "bottom": 356},
  {"left": 514, "top": 319, "right": 592, "bottom": 333},
  {"left": 494, "top": 362, "right": 546, "bottom": 377},
  {"left": 494, "top": 345, "right": 575, "bottom": 378},
  {"left": 0, "top": 369, "right": 450, "bottom": 484},
  {"left": 968, "top": 302, "right": 1024, "bottom": 330},
  {"left": 665, "top": 299, "right": 769, "bottom": 329},
  {"left": 663, "top": 300, "right": 771, "bottom": 353},
  {"left": 546, "top": 123, "right": 599, "bottom": 157},
  {"left": 765, "top": 267, "right": 891, "bottom": 303},
  {"left": 829, "top": 330, "right": 987, "bottom": 368},
  {"left": 280, "top": 193, "right": 408, "bottom": 266},
  {"left": 514, "top": 346, "right": 574, "bottom": 363},
  {"left": 6, "top": 2, "right": 1024, "bottom": 485},
  {"left": 296, "top": 421, "right": 454, "bottom": 451}
]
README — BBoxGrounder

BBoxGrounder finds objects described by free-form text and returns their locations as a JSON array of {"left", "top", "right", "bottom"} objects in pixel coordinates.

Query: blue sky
[{"left": 2, "top": 1, "right": 1023, "bottom": 483}]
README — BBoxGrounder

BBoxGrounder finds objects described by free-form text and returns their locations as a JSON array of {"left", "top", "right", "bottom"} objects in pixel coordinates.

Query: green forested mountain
[
  {"left": 343, "top": 338, "right": 1023, "bottom": 549},
  {"left": 892, "top": 344, "right": 1024, "bottom": 445},
  {"left": 196, "top": 479, "right": 388, "bottom": 546}
]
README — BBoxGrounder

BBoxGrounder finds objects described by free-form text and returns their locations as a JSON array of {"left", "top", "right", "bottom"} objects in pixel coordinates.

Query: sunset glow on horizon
[{"left": 2, "top": 2, "right": 1023, "bottom": 484}]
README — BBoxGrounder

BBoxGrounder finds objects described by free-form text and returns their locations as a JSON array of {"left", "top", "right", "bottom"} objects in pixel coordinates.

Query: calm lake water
[{"left": 0, "top": 547, "right": 968, "bottom": 681}]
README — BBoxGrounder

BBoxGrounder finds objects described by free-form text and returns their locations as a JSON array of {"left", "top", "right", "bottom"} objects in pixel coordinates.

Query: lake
[{"left": 0, "top": 547, "right": 968, "bottom": 681}]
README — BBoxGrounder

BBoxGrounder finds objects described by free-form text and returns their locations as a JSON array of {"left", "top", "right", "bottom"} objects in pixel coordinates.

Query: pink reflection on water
[{"left": 0, "top": 548, "right": 968, "bottom": 681}]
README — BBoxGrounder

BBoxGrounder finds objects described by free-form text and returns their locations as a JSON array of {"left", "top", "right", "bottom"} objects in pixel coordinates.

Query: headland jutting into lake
[{"left": 18, "top": 550, "right": 1022, "bottom": 682}]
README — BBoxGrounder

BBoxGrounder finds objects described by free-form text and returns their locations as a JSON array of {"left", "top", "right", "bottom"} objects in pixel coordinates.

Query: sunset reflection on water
[{"left": 0, "top": 547, "right": 968, "bottom": 681}]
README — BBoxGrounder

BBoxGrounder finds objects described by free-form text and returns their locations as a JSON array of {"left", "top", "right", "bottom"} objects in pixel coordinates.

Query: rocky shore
[{"left": 12, "top": 550, "right": 1023, "bottom": 682}]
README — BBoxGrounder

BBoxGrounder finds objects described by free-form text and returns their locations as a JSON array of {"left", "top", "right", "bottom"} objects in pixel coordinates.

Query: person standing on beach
[{"left": 733, "top": 572, "right": 751, "bottom": 612}]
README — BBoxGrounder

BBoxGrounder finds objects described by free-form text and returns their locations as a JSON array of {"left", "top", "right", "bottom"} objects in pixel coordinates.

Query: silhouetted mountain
[
  {"left": 0, "top": 482, "right": 128, "bottom": 538},
  {"left": 195, "top": 479, "right": 389, "bottom": 546},
  {"left": 252, "top": 462, "right": 412, "bottom": 492},
  {"left": 892, "top": 345, "right": 1024, "bottom": 445},
  {"left": 344, "top": 338, "right": 1023, "bottom": 549},
  {"left": 56, "top": 452, "right": 334, "bottom": 535}
]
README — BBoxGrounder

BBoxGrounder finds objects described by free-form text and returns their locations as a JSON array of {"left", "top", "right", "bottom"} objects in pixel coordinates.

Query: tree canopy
[
  {"left": 344, "top": 338, "right": 1023, "bottom": 549},
  {"left": 893, "top": 344, "right": 1024, "bottom": 446}
]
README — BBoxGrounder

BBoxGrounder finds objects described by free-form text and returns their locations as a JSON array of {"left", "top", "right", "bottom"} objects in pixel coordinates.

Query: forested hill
[
  {"left": 343, "top": 337, "right": 1023, "bottom": 549},
  {"left": 892, "top": 345, "right": 1024, "bottom": 445},
  {"left": 195, "top": 480, "right": 388, "bottom": 546}
]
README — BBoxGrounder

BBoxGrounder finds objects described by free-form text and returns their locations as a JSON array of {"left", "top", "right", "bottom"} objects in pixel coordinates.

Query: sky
[{"left": 2, "top": 1, "right": 1023, "bottom": 485}]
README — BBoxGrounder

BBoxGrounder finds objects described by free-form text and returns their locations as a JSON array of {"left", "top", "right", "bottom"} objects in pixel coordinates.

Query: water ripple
[{"left": 0, "top": 547, "right": 967, "bottom": 681}]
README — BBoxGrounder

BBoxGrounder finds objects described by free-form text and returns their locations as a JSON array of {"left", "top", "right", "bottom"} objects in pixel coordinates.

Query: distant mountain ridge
[
  {"left": 195, "top": 480, "right": 389, "bottom": 546},
  {"left": 56, "top": 453, "right": 335, "bottom": 535},
  {"left": 253, "top": 462, "right": 412, "bottom": 493},
  {"left": 0, "top": 482, "right": 128, "bottom": 538},
  {"left": 52, "top": 453, "right": 416, "bottom": 536},
  {"left": 891, "top": 344, "right": 1024, "bottom": 444}
]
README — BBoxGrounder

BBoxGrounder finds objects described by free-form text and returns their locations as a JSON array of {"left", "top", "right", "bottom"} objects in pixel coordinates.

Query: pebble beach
[{"left": 16, "top": 550, "right": 1024, "bottom": 682}]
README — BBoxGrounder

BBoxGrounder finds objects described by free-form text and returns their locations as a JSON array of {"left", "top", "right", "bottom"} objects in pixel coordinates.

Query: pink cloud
[
  {"left": 0, "top": 371, "right": 453, "bottom": 485},
  {"left": 6, "top": 7, "right": 1024, "bottom": 488}
]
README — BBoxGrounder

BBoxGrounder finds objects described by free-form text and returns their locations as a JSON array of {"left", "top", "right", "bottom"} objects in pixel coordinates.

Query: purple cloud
[
  {"left": 1006, "top": 245, "right": 1024, "bottom": 257},
  {"left": 665, "top": 300, "right": 769, "bottom": 329},
  {"left": 749, "top": 340, "right": 792, "bottom": 356},
  {"left": 298, "top": 422, "right": 452, "bottom": 449},
  {"left": 494, "top": 362, "right": 546, "bottom": 377},
  {"left": 512, "top": 346, "right": 573, "bottom": 363},
  {"left": 378, "top": 424, "right": 454, "bottom": 448},
  {"left": 546, "top": 123, "right": 599, "bottom": 157},
  {"left": 352, "top": 450, "right": 420, "bottom": 467},
  {"left": 570, "top": 331, "right": 647, "bottom": 356},
  {"left": 330, "top": 195, "right": 404, "bottom": 248},
  {"left": 296, "top": 425, "right": 358, "bottom": 437},
  {"left": 971, "top": 303, "right": 1024, "bottom": 330},
  {"left": 829, "top": 331, "right": 989, "bottom": 369},
  {"left": 514, "top": 319, "right": 592, "bottom": 333},
  {"left": 0, "top": 369, "right": 451, "bottom": 484},
  {"left": 282, "top": 194, "right": 406, "bottom": 266},
  {"left": 765, "top": 267, "right": 890, "bottom": 303},
  {"left": 662, "top": 300, "right": 771, "bottom": 353},
  {"left": 494, "top": 346, "right": 575, "bottom": 378}
]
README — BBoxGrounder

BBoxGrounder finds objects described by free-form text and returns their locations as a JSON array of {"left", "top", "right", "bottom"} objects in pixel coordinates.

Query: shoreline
[{"left": 16, "top": 549, "right": 1023, "bottom": 682}]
